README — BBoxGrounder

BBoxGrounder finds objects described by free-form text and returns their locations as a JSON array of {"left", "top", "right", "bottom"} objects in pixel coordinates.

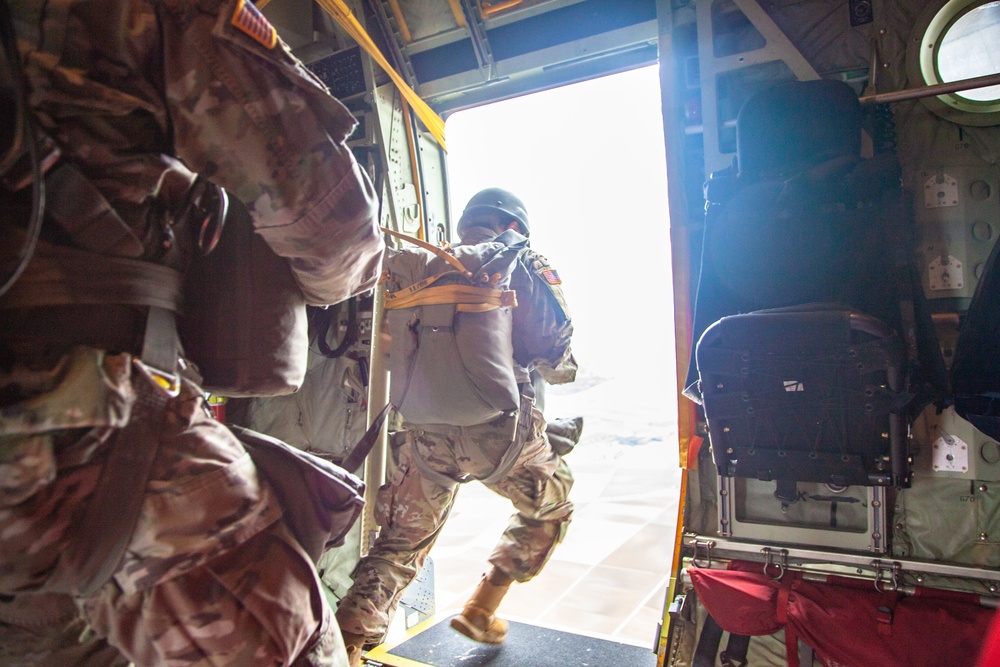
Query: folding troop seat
[{"left": 685, "top": 79, "right": 919, "bottom": 553}]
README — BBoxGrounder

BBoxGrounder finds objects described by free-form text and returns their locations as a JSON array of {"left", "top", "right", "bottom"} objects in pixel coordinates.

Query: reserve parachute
[{"left": 381, "top": 226, "right": 529, "bottom": 426}]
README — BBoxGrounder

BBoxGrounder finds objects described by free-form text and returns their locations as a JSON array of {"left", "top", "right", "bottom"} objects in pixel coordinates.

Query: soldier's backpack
[
  {"left": 179, "top": 193, "right": 309, "bottom": 397},
  {"left": 382, "top": 227, "right": 529, "bottom": 426}
]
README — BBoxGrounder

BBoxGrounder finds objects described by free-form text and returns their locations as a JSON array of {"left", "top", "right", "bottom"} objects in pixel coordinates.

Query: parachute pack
[{"left": 382, "top": 227, "right": 530, "bottom": 426}]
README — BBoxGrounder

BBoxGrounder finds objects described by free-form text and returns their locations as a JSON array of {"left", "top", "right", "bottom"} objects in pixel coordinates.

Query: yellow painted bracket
[
  {"left": 480, "top": 0, "right": 525, "bottom": 17},
  {"left": 385, "top": 0, "right": 412, "bottom": 43},
  {"left": 314, "top": 0, "right": 447, "bottom": 151}
]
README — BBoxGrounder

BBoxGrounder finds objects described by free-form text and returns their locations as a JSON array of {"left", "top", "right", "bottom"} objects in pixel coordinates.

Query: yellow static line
[
  {"left": 314, "top": 0, "right": 447, "bottom": 150},
  {"left": 257, "top": 1, "right": 445, "bottom": 147},
  {"left": 380, "top": 226, "right": 466, "bottom": 274}
]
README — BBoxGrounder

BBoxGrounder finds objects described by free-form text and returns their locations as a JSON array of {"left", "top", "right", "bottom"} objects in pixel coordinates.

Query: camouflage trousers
[
  {"left": 335, "top": 407, "right": 574, "bottom": 642},
  {"left": 0, "top": 592, "right": 128, "bottom": 667},
  {"left": 0, "top": 348, "right": 348, "bottom": 666}
]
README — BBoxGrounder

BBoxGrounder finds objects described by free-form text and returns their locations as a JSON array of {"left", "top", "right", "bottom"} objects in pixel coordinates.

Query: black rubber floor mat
[{"left": 366, "top": 615, "right": 657, "bottom": 667}]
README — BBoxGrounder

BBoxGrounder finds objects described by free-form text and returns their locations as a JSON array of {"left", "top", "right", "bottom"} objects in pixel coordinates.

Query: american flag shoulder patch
[
  {"left": 231, "top": 0, "right": 277, "bottom": 49},
  {"left": 541, "top": 268, "right": 562, "bottom": 285}
]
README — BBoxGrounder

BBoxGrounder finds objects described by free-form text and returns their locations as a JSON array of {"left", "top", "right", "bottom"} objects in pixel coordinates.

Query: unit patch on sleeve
[
  {"left": 541, "top": 268, "right": 562, "bottom": 285},
  {"left": 231, "top": 0, "right": 277, "bottom": 49}
]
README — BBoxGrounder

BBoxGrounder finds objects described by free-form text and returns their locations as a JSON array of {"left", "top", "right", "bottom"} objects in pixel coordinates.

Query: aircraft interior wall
[
  {"left": 220, "top": 1, "right": 1000, "bottom": 664},
  {"left": 668, "top": 0, "right": 1000, "bottom": 664},
  {"left": 673, "top": 0, "right": 1000, "bottom": 556},
  {"left": 759, "top": 0, "right": 1000, "bottom": 174}
]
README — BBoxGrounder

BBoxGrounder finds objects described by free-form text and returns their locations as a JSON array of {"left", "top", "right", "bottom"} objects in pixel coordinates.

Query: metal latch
[
  {"left": 762, "top": 547, "right": 788, "bottom": 581},
  {"left": 691, "top": 538, "right": 715, "bottom": 568},
  {"left": 872, "top": 559, "right": 902, "bottom": 592}
]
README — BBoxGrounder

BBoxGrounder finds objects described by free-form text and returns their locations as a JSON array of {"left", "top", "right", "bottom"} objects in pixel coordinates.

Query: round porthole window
[{"left": 908, "top": 0, "right": 1000, "bottom": 125}]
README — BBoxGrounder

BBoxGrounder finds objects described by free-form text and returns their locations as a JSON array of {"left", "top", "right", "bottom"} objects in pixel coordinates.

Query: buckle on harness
[{"left": 133, "top": 358, "right": 181, "bottom": 397}]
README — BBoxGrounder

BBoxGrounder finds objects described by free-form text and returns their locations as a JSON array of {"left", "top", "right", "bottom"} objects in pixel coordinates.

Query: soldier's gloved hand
[{"left": 545, "top": 416, "right": 583, "bottom": 456}]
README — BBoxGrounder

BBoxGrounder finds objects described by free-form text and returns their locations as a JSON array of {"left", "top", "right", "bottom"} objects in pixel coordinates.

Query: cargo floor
[{"left": 364, "top": 615, "right": 658, "bottom": 667}]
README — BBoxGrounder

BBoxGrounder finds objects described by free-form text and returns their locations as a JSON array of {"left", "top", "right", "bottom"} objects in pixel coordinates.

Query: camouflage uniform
[
  {"left": 1, "top": 0, "right": 382, "bottom": 664},
  {"left": 336, "top": 229, "right": 575, "bottom": 643},
  {"left": 0, "top": 592, "right": 129, "bottom": 667}
]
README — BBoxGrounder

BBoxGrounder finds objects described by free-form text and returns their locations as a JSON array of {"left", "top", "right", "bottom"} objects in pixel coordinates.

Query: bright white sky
[{"left": 445, "top": 65, "right": 676, "bottom": 405}]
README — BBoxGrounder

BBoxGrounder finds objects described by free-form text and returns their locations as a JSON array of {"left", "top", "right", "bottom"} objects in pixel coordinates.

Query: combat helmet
[{"left": 457, "top": 187, "right": 530, "bottom": 238}]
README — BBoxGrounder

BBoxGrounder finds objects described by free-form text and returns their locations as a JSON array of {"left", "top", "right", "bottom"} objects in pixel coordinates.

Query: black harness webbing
[
  {"left": 340, "top": 403, "right": 392, "bottom": 474},
  {"left": 694, "top": 614, "right": 752, "bottom": 667},
  {"left": 693, "top": 614, "right": 725, "bottom": 667},
  {"left": 721, "top": 632, "right": 752, "bottom": 667}
]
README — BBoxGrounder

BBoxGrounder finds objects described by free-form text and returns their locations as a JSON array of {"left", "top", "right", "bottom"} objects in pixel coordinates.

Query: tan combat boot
[
  {"left": 341, "top": 632, "right": 366, "bottom": 667},
  {"left": 449, "top": 567, "right": 513, "bottom": 644}
]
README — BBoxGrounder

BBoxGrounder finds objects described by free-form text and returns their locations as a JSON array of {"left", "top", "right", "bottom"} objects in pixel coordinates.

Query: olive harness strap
[{"left": 54, "top": 361, "right": 171, "bottom": 597}]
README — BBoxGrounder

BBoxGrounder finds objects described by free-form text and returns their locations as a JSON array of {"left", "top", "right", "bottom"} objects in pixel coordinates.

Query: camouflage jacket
[{"left": 8, "top": 0, "right": 383, "bottom": 305}]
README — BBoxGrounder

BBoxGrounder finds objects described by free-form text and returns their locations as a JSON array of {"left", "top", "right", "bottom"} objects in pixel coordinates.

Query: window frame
[{"left": 907, "top": 0, "right": 1000, "bottom": 126}]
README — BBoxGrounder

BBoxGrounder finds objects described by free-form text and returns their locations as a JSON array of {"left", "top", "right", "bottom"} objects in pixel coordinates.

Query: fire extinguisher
[{"left": 206, "top": 394, "right": 227, "bottom": 422}]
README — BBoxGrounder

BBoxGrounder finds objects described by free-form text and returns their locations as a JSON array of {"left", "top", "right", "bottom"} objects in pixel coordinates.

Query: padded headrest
[{"left": 736, "top": 79, "right": 861, "bottom": 181}]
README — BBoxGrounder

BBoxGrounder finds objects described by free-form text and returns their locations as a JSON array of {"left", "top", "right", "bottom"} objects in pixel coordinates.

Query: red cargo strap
[
  {"left": 876, "top": 605, "right": 894, "bottom": 636},
  {"left": 688, "top": 561, "right": 992, "bottom": 667},
  {"left": 776, "top": 579, "right": 799, "bottom": 667},
  {"left": 776, "top": 581, "right": 791, "bottom": 624}
]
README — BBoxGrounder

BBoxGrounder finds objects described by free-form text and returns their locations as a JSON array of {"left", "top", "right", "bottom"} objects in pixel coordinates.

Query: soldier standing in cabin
[{"left": 336, "top": 188, "right": 577, "bottom": 667}]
